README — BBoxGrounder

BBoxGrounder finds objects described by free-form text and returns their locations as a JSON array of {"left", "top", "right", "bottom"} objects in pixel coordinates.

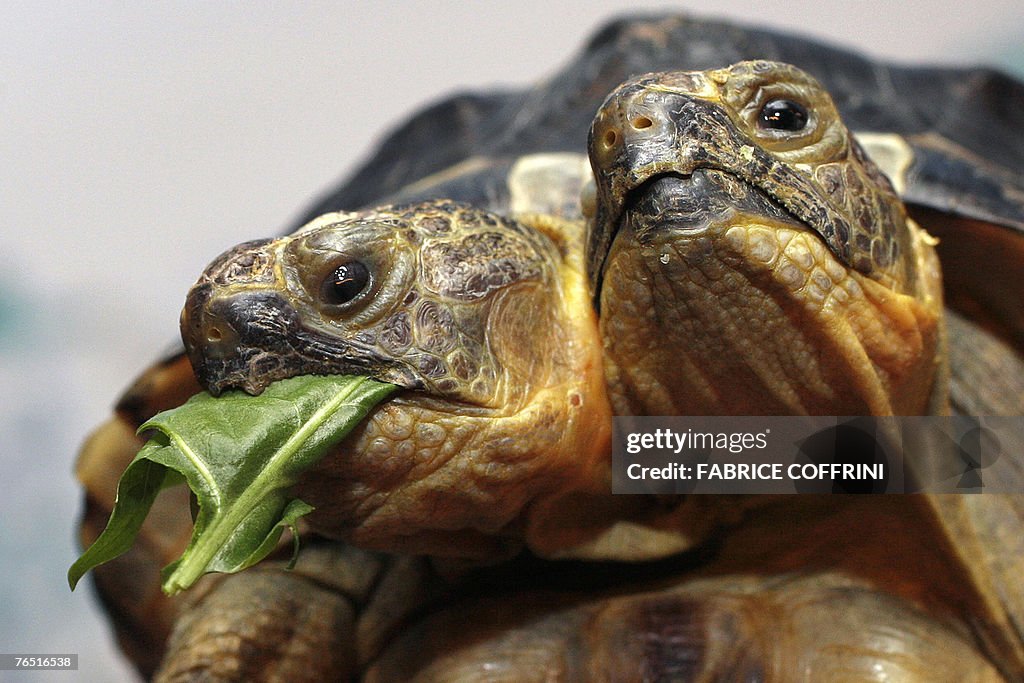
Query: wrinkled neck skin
[
  {"left": 600, "top": 211, "right": 946, "bottom": 417},
  {"left": 293, "top": 216, "right": 615, "bottom": 560}
]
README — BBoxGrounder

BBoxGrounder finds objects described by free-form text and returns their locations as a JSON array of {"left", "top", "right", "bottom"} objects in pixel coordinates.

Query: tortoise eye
[
  {"left": 320, "top": 261, "right": 370, "bottom": 306},
  {"left": 758, "top": 99, "right": 809, "bottom": 132}
]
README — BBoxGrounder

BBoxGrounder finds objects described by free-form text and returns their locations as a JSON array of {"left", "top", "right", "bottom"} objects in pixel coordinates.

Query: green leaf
[{"left": 69, "top": 374, "right": 397, "bottom": 595}]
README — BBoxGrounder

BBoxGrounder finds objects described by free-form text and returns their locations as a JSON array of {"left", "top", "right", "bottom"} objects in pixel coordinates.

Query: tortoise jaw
[
  {"left": 619, "top": 169, "right": 806, "bottom": 243},
  {"left": 588, "top": 165, "right": 807, "bottom": 298}
]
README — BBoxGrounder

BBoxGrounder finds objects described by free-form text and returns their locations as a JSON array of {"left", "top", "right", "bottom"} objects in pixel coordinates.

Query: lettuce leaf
[{"left": 69, "top": 374, "right": 397, "bottom": 595}]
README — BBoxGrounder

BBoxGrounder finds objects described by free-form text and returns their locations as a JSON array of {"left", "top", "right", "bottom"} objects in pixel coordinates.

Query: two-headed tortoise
[{"left": 75, "top": 13, "right": 1024, "bottom": 682}]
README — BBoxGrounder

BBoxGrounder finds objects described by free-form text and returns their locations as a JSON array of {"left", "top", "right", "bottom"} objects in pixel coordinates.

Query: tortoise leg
[
  {"left": 153, "top": 568, "right": 356, "bottom": 682},
  {"left": 151, "top": 545, "right": 447, "bottom": 682},
  {"left": 366, "top": 573, "right": 1004, "bottom": 682}
]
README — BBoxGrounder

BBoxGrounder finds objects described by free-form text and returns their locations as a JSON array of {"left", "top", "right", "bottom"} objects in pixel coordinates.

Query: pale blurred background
[{"left": 2, "top": 2, "right": 1022, "bottom": 680}]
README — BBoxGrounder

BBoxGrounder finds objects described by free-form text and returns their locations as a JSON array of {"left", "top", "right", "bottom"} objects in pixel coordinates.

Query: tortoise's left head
[
  {"left": 586, "top": 61, "right": 945, "bottom": 415},
  {"left": 179, "top": 200, "right": 614, "bottom": 558},
  {"left": 180, "top": 201, "right": 559, "bottom": 408}
]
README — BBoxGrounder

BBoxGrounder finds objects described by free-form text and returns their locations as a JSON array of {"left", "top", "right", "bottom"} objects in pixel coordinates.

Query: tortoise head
[
  {"left": 181, "top": 200, "right": 613, "bottom": 558},
  {"left": 182, "top": 201, "right": 554, "bottom": 408},
  {"left": 586, "top": 61, "right": 945, "bottom": 415}
]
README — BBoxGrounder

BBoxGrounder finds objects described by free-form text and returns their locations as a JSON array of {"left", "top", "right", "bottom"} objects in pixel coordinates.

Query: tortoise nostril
[
  {"left": 602, "top": 128, "right": 619, "bottom": 149},
  {"left": 631, "top": 116, "right": 653, "bottom": 130},
  {"left": 194, "top": 316, "right": 241, "bottom": 361}
]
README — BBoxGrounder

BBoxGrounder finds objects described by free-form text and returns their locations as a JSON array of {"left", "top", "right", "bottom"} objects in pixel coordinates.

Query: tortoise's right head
[
  {"left": 182, "top": 200, "right": 556, "bottom": 410},
  {"left": 585, "top": 61, "right": 946, "bottom": 415}
]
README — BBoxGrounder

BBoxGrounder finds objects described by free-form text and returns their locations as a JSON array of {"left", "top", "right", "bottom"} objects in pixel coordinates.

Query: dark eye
[
  {"left": 758, "top": 99, "right": 809, "bottom": 131},
  {"left": 320, "top": 261, "right": 370, "bottom": 306}
]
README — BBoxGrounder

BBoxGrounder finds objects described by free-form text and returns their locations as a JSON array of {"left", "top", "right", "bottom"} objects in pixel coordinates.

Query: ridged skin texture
[{"left": 155, "top": 570, "right": 356, "bottom": 682}]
